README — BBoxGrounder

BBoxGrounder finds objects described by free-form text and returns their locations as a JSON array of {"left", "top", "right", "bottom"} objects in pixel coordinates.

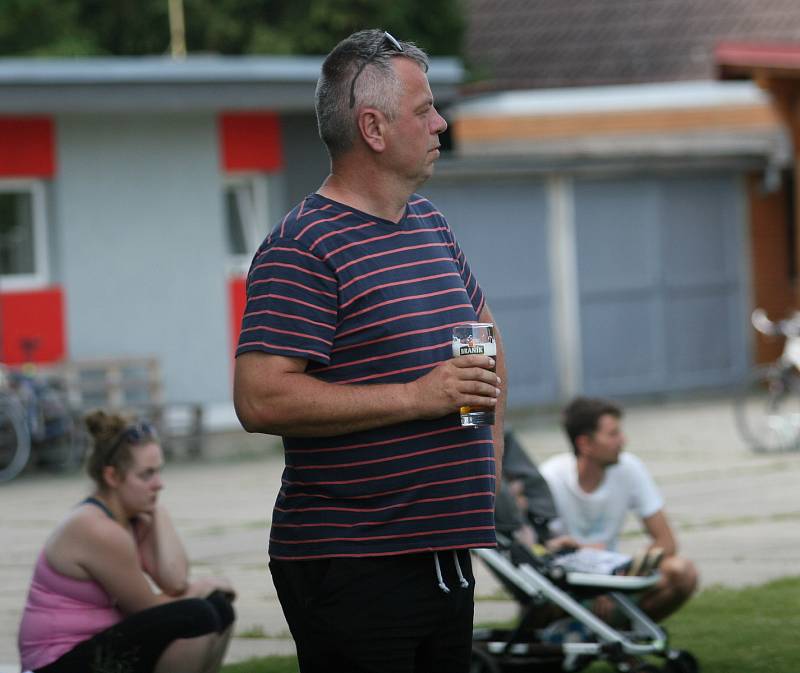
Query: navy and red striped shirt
[{"left": 237, "top": 193, "right": 497, "bottom": 559}]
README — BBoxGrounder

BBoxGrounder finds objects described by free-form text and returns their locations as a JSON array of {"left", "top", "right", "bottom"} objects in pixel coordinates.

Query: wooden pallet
[{"left": 56, "top": 356, "right": 204, "bottom": 457}]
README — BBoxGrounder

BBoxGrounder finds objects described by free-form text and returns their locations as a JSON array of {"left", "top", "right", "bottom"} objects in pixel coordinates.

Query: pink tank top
[{"left": 18, "top": 551, "right": 123, "bottom": 670}]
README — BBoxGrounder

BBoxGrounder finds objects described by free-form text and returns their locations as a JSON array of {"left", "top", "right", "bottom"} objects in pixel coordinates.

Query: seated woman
[{"left": 17, "top": 410, "right": 236, "bottom": 673}]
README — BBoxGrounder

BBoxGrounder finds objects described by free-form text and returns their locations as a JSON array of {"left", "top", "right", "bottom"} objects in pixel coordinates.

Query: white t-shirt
[{"left": 539, "top": 452, "right": 663, "bottom": 550}]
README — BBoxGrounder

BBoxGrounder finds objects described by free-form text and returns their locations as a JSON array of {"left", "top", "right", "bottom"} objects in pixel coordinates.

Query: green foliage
[
  {"left": 0, "top": 0, "right": 93, "bottom": 56},
  {"left": 0, "top": 0, "right": 465, "bottom": 57}
]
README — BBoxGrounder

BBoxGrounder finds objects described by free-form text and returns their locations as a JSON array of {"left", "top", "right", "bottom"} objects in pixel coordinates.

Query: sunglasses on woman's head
[{"left": 108, "top": 421, "right": 158, "bottom": 456}]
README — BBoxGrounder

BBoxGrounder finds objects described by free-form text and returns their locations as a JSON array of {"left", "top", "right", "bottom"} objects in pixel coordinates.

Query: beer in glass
[{"left": 452, "top": 323, "right": 496, "bottom": 427}]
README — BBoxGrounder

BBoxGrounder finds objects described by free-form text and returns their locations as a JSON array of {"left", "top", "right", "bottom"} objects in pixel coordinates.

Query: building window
[
  {"left": 224, "top": 175, "right": 269, "bottom": 275},
  {"left": 0, "top": 181, "right": 48, "bottom": 289}
]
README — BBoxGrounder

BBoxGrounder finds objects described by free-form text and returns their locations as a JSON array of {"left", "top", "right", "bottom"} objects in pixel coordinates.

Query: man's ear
[
  {"left": 358, "top": 108, "right": 387, "bottom": 152},
  {"left": 575, "top": 434, "right": 591, "bottom": 457}
]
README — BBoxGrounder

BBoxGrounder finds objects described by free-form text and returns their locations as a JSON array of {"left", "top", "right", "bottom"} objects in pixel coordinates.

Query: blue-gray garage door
[
  {"left": 574, "top": 173, "right": 749, "bottom": 397},
  {"left": 422, "top": 179, "right": 557, "bottom": 406}
]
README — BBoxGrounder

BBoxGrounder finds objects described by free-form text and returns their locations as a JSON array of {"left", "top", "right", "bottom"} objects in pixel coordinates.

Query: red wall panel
[
  {"left": 220, "top": 112, "right": 283, "bottom": 172},
  {"left": 0, "top": 287, "right": 66, "bottom": 364},
  {"left": 0, "top": 117, "right": 56, "bottom": 177},
  {"left": 228, "top": 276, "right": 247, "bottom": 359}
]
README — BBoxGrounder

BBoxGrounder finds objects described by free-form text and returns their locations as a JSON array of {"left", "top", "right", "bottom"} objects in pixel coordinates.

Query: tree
[{"left": 0, "top": 0, "right": 465, "bottom": 57}]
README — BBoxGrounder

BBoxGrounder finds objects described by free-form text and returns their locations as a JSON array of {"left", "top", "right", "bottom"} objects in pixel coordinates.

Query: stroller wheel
[
  {"left": 663, "top": 650, "right": 699, "bottom": 673},
  {"left": 469, "top": 645, "right": 501, "bottom": 673}
]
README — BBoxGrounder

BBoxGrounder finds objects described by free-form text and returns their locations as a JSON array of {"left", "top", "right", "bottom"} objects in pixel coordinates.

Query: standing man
[
  {"left": 233, "top": 29, "right": 506, "bottom": 673},
  {"left": 540, "top": 397, "right": 698, "bottom": 621}
]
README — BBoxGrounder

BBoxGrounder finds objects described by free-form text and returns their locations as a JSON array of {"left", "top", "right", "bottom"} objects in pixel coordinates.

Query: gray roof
[
  {"left": 0, "top": 55, "right": 464, "bottom": 113},
  {"left": 443, "top": 80, "right": 788, "bottom": 172},
  {"left": 465, "top": 0, "right": 800, "bottom": 91}
]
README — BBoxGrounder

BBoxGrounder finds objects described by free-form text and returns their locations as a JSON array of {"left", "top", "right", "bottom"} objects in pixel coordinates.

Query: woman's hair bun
[{"left": 84, "top": 409, "right": 127, "bottom": 445}]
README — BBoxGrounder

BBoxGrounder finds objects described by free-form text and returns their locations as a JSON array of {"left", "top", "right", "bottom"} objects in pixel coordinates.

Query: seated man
[{"left": 539, "top": 396, "right": 698, "bottom": 621}]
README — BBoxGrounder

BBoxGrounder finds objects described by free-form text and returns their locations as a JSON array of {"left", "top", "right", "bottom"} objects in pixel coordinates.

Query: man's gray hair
[{"left": 315, "top": 29, "right": 429, "bottom": 159}]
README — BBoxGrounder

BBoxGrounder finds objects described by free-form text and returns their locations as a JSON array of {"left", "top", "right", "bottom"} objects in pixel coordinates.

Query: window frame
[
  {"left": 0, "top": 179, "right": 50, "bottom": 290},
  {"left": 223, "top": 173, "right": 270, "bottom": 277}
]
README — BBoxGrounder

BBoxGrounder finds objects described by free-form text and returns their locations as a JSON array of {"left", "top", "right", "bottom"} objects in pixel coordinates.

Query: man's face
[
  {"left": 581, "top": 414, "right": 625, "bottom": 466},
  {"left": 384, "top": 57, "right": 448, "bottom": 188}
]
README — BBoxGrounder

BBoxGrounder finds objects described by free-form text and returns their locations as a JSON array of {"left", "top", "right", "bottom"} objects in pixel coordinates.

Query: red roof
[{"left": 716, "top": 41, "right": 800, "bottom": 79}]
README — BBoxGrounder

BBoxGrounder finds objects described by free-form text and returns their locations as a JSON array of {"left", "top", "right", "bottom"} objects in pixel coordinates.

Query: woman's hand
[
  {"left": 135, "top": 505, "right": 190, "bottom": 595},
  {"left": 187, "top": 576, "right": 237, "bottom": 601}
]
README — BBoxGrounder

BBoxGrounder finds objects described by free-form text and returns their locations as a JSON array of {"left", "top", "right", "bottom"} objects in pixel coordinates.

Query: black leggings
[{"left": 36, "top": 591, "right": 235, "bottom": 673}]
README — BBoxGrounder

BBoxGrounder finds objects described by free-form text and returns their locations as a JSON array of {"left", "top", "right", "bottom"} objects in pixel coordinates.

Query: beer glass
[{"left": 452, "top": 322, "right": 496, "bottom": 427}]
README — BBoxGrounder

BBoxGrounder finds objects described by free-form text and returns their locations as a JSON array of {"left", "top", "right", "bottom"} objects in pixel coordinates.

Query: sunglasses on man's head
[{"left": 348, "top": 31, "right": 404, "bottom": 109}]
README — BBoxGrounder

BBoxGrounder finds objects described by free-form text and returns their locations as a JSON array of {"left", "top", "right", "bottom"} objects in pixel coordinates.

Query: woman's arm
[
  {"left": 135, "top": 505, "right": 190, "bottom": 596},
  {"left": 76, "top": 514, "right": 232, "bottom": 614},
  {"left": 77, "top": 516, "right": 175, "bottom": 613}
]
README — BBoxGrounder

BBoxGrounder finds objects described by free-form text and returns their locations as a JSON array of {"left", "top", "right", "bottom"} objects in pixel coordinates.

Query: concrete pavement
[{"left": 1, "top": 395, "right": 799, "bottom": 670}]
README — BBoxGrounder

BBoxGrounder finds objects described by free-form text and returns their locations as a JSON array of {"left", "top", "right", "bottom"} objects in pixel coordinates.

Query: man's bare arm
[
  {"left": 642, "top": 510, "right": 678, "bottom": 557},
  {"left": 234, "top": 350, "right": 501, "bottom": 437}
]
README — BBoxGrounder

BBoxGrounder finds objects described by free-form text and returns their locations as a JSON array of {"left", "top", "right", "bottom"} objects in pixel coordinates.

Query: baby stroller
[{"left": 470, "top": 432, "right": 699, "bottom": 673}]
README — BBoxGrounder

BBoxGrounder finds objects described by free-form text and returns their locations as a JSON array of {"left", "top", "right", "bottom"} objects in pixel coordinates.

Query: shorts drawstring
[
  {"left": 433, "top": 551, "right": 470, "bottom": 593},
  {"left": 453, "top": 550, "right": 469, "bottom": 588},
  {"left": 434, "top": 551, "right": 450, "bottom": 593}
]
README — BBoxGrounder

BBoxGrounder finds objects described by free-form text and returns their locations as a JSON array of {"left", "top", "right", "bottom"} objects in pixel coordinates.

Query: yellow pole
[{"left": 168, "top": 0, "right": 187, "bottom": 58}]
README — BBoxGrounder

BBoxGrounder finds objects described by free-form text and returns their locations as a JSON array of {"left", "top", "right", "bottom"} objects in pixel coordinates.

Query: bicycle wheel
[
  {"left": 0, "top": 396, "right": 32, "bottom": 483},
  {"left": 35, "top": 414, "right": 89, "bottom": 473},
  {"left": 734, "top": 365, "right": 800, "bottom": 453}
]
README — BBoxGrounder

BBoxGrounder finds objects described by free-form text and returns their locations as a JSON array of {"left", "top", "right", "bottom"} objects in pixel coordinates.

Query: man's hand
[
  {"left": 545, "top": 535, "right": 581, "bottom": 553},
  {"left": 407, "top": 354, "right": 500, "bottom": 419}
]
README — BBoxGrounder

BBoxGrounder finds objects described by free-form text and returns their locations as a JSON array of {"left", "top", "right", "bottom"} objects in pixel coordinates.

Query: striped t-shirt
[{"left": 237, "top": 192, "right": 497, "bottom": 559}]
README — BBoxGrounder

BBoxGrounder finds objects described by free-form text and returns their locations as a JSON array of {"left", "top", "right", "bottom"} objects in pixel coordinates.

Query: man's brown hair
[{"left": 562, "top": 396, "right": 622, "bottom": 456}]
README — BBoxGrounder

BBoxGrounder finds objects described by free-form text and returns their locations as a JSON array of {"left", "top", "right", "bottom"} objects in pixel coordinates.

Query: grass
[
  {"left": 222, "top": 576, "right": 800, "bottom": 673},
  {"left": 651, "top": 576, "right": 800, "bottom": 672},
  {"left": 222, "top": 656, "right": 298, "bottom": 673},
  {"left": 236, "top": 624, "right": 268, "bottom": 639}
]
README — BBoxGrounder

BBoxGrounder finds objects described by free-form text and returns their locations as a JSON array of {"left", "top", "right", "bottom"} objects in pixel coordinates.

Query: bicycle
[
  {"left": 0, "top": 372, "right": 31, "bottom": 482},
  {"left": 0, "top": 364, "right": 88, "bottom": 483},
  {"left": 734, "top": 308, "right": 800, "bottom": 453}
]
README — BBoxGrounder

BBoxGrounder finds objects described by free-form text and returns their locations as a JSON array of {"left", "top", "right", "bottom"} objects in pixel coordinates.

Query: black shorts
[
  {"left": 270, "top": 550, "right": 475, "bottom": 673},
  {"left": 35, "top": 591, "right": 235, "bottom": 673}
]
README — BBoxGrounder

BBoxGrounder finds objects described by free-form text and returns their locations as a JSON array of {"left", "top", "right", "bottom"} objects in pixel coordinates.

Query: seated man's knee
[{"left": 660, "top": 556, "right": 699, "bottom": 597}]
